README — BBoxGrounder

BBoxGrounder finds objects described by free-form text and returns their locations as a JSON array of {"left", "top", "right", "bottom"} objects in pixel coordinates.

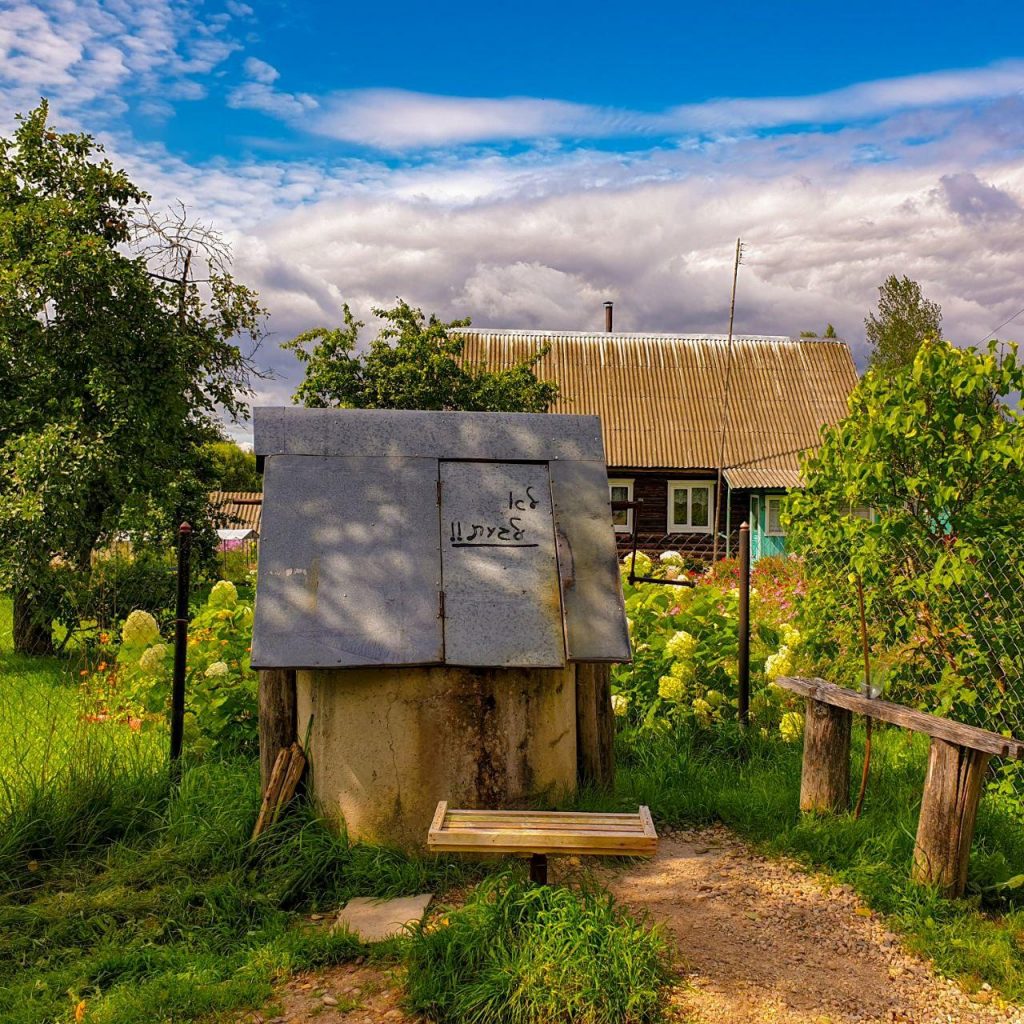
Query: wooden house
[{"left": 454, "top": 328, "right": 858, "bottom": 561}]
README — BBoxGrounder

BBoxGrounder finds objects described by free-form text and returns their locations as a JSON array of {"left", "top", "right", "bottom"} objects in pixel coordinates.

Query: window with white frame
[
  {"left": 765, "top": 495, "right": 786, "bottom": 536},
  {"left": 608, "top": 479, "right": 634, "bottom": 533},
  {"left": 667, "top": 480, "right": 715, "bottom": 534}
]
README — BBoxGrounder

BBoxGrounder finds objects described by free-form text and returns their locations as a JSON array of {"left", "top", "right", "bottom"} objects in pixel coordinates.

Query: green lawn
[{"left": 4, "top": 592, "right": 1024, "bottom": 1020}]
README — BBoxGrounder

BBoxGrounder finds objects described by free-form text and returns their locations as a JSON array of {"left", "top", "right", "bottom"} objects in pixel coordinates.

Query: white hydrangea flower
[
  {"left": 658, "top": 674, "right": 686, "bottom": 702},
  {"left": 122, "top": 610, "right": 160, "bottom": 647},
  {"left": 209, "top": 580, "right": 238, "bottom": 609},
  {"left": 781, "top": 624, "right": 802, "bottom": 648},
  {"left": 623, "top": 551, "right": 653, "bottom": 576},
  {"left": 665, "top": 630, "right": 698, "bottom": 660},
  {"left": 139, "top": 643, "right": 169, "bottom": 674},
  {"left": 659, "top": 550, "right": 684, "bottom": 566},
  {"left": 204, "top": 661, "right": 229, "bottom": 678},
  {"left": 765, "top": 646, "right": 794, "bottom": 681},
  {"left": 611, "top": 693, "right": 629, "bottom": 717}
]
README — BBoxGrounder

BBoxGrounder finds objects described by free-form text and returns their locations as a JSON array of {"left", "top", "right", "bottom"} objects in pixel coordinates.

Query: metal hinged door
[{"left": 439, "top": 460, "right": 566, "bottom": 668}]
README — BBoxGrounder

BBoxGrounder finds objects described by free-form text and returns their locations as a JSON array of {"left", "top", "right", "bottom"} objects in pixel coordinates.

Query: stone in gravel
[
  {"left": 322, "top": 995, "right": 338, "bottom": 1006},
  {"left": 335, "top": 894, "right": 433, "bottom": 942}
]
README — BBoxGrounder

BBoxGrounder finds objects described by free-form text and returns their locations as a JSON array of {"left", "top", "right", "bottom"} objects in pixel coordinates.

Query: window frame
[
  {"left": 666, "top": 480, "right": 716, "bottom": 535},
  {"left": 764, "top": 494, "right": 786, "bottom": 537},
  {"left": 608, "top": 478, "right": 634, "bottom": 534}
]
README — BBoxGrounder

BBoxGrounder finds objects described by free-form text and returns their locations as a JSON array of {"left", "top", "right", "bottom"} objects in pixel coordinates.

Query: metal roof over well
[
  {"left": 251, "top": 408, "right": 631, "bottom": 671},
  {"left": 454, "top": 329, "right": 858, "bottom": 489}
]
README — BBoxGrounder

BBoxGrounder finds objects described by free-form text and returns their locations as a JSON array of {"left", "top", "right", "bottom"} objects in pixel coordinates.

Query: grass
[
  {"left": 405, "top": 871, "right": 669, "bottom": 1024},
  {"left": 7, "top": 585, "right": 1024, "bottom": 1017},
  {"left": 579, "top": 719, "right": 1024, "bottom": 999},
  {"left": 0, "top": 596, "right": 476, "bottom": 1023},
  {"left": 1, "top": 596, "right": 668, "bottom": 1024}
]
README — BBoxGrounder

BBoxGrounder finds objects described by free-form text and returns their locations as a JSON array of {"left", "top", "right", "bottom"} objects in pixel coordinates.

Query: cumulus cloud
[{"left": 938, "top": 171, "right": 1022, "bottom": 224}]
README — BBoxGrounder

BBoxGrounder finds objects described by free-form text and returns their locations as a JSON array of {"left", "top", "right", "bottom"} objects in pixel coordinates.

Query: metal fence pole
[
  {"left": 738, "top": 521, "right": 751, "bottom": 727},
  {"left": 170, "top": 522, "right": 192, "bottom": 774}
]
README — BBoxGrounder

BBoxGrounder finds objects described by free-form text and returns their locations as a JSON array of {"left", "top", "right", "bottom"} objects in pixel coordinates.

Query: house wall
[{"left": 611, "top": 470, "right": 750, "bottom": 562}]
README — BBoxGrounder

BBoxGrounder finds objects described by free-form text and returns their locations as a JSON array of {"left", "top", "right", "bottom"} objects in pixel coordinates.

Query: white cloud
[
  {"left": 242, "top": 56, "right": 279, "bottom": 84},
  {"left": 233, "top": 61, "right": 1024, "bottom": 151},
  {"left": 227, "top": 80, "right": 317, "bottom": 119},
  {"left": 0, "top": 0, "right": 241, "bottom": 125}
]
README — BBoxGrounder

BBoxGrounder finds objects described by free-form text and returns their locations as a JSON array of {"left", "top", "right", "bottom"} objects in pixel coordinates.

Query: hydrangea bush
[
  {"left": 612, "top": 554, "right": 805, "bottom": 740},
  {"left": 79, "top": 580, "right": 258, "bottom": 755}
]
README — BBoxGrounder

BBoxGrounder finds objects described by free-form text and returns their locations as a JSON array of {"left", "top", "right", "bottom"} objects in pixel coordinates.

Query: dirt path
[{"left": 599, "top": 826, "right": 1023, "bottom": 1024}]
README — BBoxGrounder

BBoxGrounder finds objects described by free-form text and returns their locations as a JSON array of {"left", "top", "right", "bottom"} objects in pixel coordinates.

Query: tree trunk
[
  {"left": 912, "top": 738, "right": 990, "bottom": 898},
  {"left": 12, "top": 590, "right": 54, "bottom": 656},
  {"left": 799, "top": 697, "right": 852, "bottom": 814},
  {"left": 258, "top": 669, "right": 297, "bottom": 794},
  {"left": 575, "top": 662, "right": 615, "bottom": 790}
]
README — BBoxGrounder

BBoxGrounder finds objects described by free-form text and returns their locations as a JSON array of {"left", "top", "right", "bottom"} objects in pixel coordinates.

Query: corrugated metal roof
[
  {"left": 210, "top": 491, "right": 262, "bottom": 534},
  {"left": 455, "top": 329, "right": 857, "bottom": 488}
]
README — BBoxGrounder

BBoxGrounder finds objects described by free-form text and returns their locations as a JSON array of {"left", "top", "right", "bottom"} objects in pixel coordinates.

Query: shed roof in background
[
  {"left": 210, "top": 491, "right": 262, "bottom": 534},
  {"left": 454, "top": 329, "right": 858, "bottom": 488}
]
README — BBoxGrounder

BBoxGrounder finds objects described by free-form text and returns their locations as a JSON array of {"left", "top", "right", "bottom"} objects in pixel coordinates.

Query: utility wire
[{"left": 976, "top": 305, "right": 1024, "bottom": 346}]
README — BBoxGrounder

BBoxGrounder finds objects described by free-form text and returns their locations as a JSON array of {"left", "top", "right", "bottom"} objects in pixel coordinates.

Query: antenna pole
[{"left": 712, "top": 238, "right": 742, "bottom": 562}]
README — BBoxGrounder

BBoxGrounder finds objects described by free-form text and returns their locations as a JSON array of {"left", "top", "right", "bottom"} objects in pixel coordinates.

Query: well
[{"left": 251, "top": 408, "right": 630, "bottom": 849}]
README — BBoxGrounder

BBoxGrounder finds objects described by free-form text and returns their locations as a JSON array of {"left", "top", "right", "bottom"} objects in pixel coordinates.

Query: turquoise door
[{"left": 749, "top": 492, "right": 787, "bottom": 561}]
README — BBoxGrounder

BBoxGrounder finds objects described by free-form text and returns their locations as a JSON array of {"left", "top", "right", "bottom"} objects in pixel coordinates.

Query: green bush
[
  {"left": 612, "top": 555, "right": 802, "bottom": 739},
  {"left": 79, "top": 580, "right": 257, "bottom": 756},
  {"left": 405, "top": 872, "right": 669, "bottom": 1024}
]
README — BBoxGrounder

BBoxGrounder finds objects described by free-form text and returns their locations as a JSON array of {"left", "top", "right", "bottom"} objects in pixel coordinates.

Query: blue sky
[{"left": 3, "top": 0, "right": 1024, "bottom": 429}]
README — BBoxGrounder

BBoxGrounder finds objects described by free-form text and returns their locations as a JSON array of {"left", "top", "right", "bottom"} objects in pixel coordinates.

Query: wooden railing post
[
  {"left": 799, "top": 698, "right": 852, "bottom": 813},
  {"left": 912, "top": 739, "right": 991, "bottom": 898}
]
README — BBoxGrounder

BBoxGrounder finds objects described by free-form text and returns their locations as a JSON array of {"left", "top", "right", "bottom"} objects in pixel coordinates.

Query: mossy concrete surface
[{"left": 297, "top": 664, "right": 577, "bottom": 848}]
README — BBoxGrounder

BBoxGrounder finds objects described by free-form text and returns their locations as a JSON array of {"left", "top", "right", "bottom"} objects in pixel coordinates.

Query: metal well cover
[{"left": 250, "top": 408, "right": 631, "bottom": 670}]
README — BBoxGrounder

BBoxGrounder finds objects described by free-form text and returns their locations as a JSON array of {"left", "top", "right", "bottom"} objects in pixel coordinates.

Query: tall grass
[
  {"left": 0, "top": 597, "right": 476, "bottom": 1023},
  {"left": 406, "top": 872, "right": 669, "bottom": 1024}
]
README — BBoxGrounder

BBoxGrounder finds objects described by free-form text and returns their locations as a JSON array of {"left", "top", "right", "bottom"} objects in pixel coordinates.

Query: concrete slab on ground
[{"left": 334, "top": 893, "right": 433, "bottom": 943}]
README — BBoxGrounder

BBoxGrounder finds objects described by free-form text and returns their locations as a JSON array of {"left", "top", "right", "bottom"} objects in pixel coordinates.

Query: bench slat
[
  {"left": 773, "top": 676, "right": 1024, "bottom": 759},
  {"left": 428, "top": 804, "right": 657, "bottom": 857}
]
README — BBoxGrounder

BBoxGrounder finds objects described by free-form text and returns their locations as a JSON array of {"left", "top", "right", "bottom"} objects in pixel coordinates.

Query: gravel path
[{"left": 600, "top": 826, "right": 1023, "bottom": 1024}]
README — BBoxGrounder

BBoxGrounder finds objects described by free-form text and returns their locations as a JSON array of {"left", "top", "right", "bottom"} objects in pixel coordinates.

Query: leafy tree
[
  {"left": 0, "top": 103, "right": 263, "bottom": 653},
  {"left": 865, "top": 275, "right": 942, "bottom": 371},
  {"left": 799, "top": 324, "right": 838, "bottom": 338},
  {"left": 787, "top": 339, "right": 1024, "bottom": 728},
  {"left": 205, "top": 441, "right": 261, "bottom": 492},
  {"left": 285, "top": 300, "right": 558, "bottom": 412}
]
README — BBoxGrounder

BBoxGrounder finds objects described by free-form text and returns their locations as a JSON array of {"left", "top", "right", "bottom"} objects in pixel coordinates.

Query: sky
[{"left": 3, "top": 0, "right": 1024, "bottom": 440}]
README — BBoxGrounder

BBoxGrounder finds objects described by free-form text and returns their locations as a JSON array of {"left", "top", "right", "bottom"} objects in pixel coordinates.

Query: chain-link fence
[{"left": 791, "top": 528, "right": 1024, "bottom": 803}]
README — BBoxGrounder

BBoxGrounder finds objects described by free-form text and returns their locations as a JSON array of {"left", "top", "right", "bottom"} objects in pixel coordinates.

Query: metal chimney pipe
[{"left": 604, "top": 301, "right": 613, "bottom": 332}]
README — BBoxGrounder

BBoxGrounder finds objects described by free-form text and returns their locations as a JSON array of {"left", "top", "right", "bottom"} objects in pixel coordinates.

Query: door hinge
[
  {"left": 436, "top": 478, "right": 443, "bottom": 505},
  {"left": 438, "top": 590, "right": 446, "bottom": 619}
]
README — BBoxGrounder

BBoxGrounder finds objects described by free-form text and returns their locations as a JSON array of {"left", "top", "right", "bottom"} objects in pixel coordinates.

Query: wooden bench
[
  {"left": 427, "top": 802, "right": 658, "bottom": 883},
  {"left": 774, "top": 675, "right": 1024, "bottom": 897}
]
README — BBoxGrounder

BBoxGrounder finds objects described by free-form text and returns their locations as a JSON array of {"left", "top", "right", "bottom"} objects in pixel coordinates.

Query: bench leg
[
  {"left": 529, "top": 853, "right": 548, "bottom": 885},
  {"left": 799, "top": 698, "right": 852, "bottom": 814},
  {"left": 912, "top": 739, "right": 990, "bottom": 898}
]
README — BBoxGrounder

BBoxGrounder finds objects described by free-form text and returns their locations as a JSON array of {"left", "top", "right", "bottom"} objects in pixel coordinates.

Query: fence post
[
  {"left": 738, "top": 521, "right": 750, "bottom": 728},
  {"left": 170, "top": 522, "right": 192, "bottom": 775}
]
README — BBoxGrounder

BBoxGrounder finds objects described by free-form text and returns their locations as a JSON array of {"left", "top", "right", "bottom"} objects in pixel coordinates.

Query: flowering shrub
[
  {"left": 79, "top": 581, "right": 257, "bottom": 755},
  {"left": 612, "top": 555, "right": 803, "bottom": 737}
]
